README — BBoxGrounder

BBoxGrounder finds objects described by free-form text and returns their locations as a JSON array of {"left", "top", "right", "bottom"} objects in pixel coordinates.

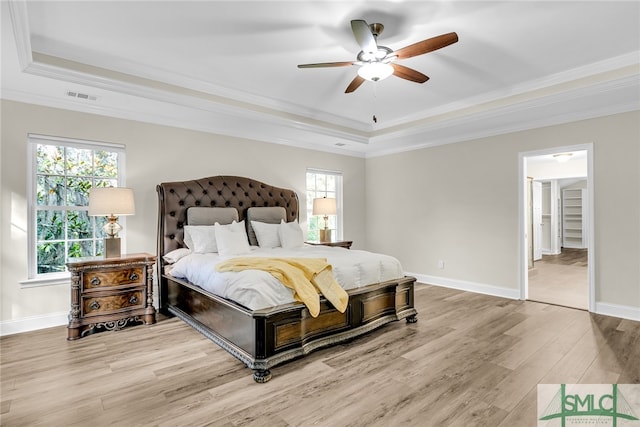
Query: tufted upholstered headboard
[{"left": 156, "top": 176, "right": 299, "bottom": 262}]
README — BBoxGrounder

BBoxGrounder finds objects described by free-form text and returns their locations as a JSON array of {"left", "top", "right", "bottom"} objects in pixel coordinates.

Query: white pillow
[
  {"left": 162, "top": 248, "right": 191, "bottom": 264},
  {"left": 251, "top": 221, "right": 282, "bottom": 248},
  {"left": 215, "top": 221, "right": 250, "bottom": 256},
  {"left": 183, "top": 226, "right": 195, "bottom": 249},
  {"left": 183, "top": 225, "right": 218, "bottom": 253},
  {"left": 279, "top": 219, "right": 304, "bottom": 249}
]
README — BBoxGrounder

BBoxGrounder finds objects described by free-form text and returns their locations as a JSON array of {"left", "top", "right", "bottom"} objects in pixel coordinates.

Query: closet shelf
[{"left": 562, "top": 188, "right": 587, "bottom": 249}]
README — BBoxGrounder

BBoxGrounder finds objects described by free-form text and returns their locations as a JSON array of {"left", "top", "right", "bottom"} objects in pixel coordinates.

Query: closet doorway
[{"left": 519, "top": 145, "right": 594, "bottom": 311}]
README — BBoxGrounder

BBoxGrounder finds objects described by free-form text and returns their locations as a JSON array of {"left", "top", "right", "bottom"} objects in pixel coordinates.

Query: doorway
[{"left": 519, "top": 144, "right": 594, "bottom": 311}]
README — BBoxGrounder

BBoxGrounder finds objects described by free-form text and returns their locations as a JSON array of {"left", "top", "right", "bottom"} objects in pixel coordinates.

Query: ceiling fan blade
[
  {"left": 345, "top": 75, "right": 366, "bottom": 93},
  {"left": 351, "top": 20, "right": 377, "bottom": 53},
  {"left": 297, "top": 61, "right": 354, "bottom": 68},
  {"left": 391, "top": 63, "right": 430, "bottom": 83},
  {"left": 393, "top": 32, "right": 459, "bottom": 60}
]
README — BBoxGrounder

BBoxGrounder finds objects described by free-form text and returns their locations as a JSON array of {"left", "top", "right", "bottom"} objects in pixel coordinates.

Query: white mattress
[{"left": 168, "top": 245, "right": 405, "bottom": 310}]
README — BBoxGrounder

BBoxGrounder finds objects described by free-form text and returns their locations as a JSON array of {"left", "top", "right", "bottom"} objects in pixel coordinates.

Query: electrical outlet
[{"left": 438, "top": 260, "right": 445, "bottom": 269}]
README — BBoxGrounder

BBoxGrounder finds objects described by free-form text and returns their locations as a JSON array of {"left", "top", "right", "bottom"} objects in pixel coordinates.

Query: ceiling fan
[{"left": 298, "top": 20, "right": 458, "bottom": 93}]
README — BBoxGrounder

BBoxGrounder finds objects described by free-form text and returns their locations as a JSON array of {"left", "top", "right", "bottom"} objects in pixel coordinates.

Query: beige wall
[
  {"left": 2, "top": 100, "right": 639, "bottom": 328},
  {"left": 0, "top": 100, "right": 366, "bottom": 323},
  {"left": 366, "top": 111, "right": 640, "bottom": 310}
]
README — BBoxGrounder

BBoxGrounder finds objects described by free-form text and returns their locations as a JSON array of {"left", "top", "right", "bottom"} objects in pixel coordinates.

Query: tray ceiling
[{"left": 2, "top": 1, "right": 639, "bottom": 157}]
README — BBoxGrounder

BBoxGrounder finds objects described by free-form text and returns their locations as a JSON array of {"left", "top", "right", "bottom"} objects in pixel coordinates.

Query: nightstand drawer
[
  {"left": 82, "top": 289, "right": 144, "bottom": 317},
  {"left": 83, "top": 267, "right": 144, "bottom": 290}
]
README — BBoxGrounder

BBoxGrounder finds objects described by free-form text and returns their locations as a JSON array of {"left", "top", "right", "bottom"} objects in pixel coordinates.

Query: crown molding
[
  {"left": 2, "top": 86, "right": 369, "bottom": 158},
  {"left": 366, "top": 100, "right": 639, "bottom": 159},
  {"left": 374, "top": 71, "right": 640, "bottom": 142},
  {"left": 5, "top": 64, "right": 637, "bottom": 160},
  {"left": 7, "top": 0, "right": 31, "bottom": 70},
  {"left": 28, "top": 36, "right": 373, "bottom": 134},
  {"left": 24, "top": 54, "right": 370, "bottom": 146},
  {"left": 377, "top": 51, "right": 640, "bottom": 131},
  {"left": 6, "top": 0, "right": 639, "bottom": 159},
  {"left": 366, "top": 73, "right": 640, "bottom": 158}
]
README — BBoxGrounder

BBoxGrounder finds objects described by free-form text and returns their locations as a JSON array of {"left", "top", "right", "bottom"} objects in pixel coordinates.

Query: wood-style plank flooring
[
  {"left": 2, "top": 284, "right": 638, "bottom": 426},
  {"left": 534, "top": 248, "right": 588, "bottom": 267},
  {"left": 528, "top": 249, "right": 588, "bottom": 310}
]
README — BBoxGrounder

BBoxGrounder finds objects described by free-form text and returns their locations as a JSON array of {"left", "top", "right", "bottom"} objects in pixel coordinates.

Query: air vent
[{"left": 66, "top": 90, "right": 98, "bottom": 101}]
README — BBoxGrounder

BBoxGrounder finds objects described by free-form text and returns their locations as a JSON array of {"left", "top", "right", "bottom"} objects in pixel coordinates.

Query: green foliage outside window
[{"left": 35, "top": 144, "right": 119, "bottom": 274}]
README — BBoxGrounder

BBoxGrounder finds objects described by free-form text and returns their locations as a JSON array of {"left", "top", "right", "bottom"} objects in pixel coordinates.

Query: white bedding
[{"left": 168, "top": 245, "right": 405, "bottom": 310}]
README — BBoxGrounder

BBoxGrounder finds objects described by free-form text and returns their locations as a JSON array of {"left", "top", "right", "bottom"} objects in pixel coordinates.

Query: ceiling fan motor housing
[
  {"left": 357, "top": 46, "right": 393, "bottom": 62},
  {"left": 369, "top": 23, "right": 384, "bottom": 37}
]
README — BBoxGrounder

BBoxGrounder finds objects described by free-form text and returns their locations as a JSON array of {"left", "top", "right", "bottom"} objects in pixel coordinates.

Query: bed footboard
[{"left": 163, "top": 274, "right": 417, "bottom": 382}]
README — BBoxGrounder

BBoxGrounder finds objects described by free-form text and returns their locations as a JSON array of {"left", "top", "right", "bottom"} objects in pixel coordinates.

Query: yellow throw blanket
[{"left": 215, "top": 257, "right": 348, "bottom": 317}]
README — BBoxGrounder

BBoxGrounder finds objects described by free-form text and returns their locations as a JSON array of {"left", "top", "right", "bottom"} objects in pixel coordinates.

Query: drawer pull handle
[
  {"left": 129, "top": 273, "right": 139, "bottom": 281},
  {"left": 90, "top": 277, "right": 101, "bottom": 286},
  {"left": 89, "top": 300, "right": 100, "bottom": 310},
  {"left": 129, "top": 295, "right": 138, "bottom": 304}
]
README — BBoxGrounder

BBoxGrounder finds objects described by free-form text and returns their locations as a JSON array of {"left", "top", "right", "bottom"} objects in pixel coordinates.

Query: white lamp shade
[
  {"left": 357, "top": 62, "right": 394, "bottom": 82},
  {"left": 88, "top": 187, "right": 135, "bottom": 216},
  {"left": 312, "top": 197, "right": 337, "bottom": 216}
]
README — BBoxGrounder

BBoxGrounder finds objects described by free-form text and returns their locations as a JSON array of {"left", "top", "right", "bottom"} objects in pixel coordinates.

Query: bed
[{"left": 157, "top": 175, "right": 417, "bottom": 382}]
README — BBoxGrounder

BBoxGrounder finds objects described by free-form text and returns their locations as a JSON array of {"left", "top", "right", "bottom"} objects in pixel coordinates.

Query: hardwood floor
[
  {"left": 528, "top": 249, "right": 588, "bottom": 310},
  {"left": 534, "top": 248, "right": 588, "bottom": 267},
  {"left": 2, "top": 283, "right": 638, "bottom": 426}
]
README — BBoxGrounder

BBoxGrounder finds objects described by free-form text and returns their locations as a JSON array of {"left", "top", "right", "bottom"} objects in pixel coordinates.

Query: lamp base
[
  {"left": 319, "top": 229, "right": 332, "bottom": 243},
  {"left": 104, "top": 237, "right": 121, "bottom": 258}
]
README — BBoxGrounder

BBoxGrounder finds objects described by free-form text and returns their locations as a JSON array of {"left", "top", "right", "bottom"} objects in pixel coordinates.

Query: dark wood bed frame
[{"left": 157, "top": 176, "right": 417, "bottom": 382}]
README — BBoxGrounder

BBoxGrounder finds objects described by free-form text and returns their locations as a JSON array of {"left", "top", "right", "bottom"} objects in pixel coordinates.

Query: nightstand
[
  {"left": 66, "top": 252, "right": 156, "bottom": 340},
  {"left": 305, "top": 240, "right": 353, "bottom": 249}
]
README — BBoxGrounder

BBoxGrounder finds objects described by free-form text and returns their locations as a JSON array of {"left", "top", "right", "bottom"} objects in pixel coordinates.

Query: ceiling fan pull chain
[{"left": 372, "top": 83, "right": 378, "bottom": 124}]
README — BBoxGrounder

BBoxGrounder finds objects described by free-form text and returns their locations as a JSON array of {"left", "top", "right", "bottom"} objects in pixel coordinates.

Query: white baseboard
[
  {"left": 407, "top": 272, "right": 521, "bottom": 300},
  {"left": 594, "top": 302, "right": 640, "bottom": 322},
  {"left": 0, "top": 311, "right": 68, "bottom": 337},
  {"left": 408, "top": 272, "right": 640, "bottom": 321},
  {"left": 541, "top": 249, "right": 561, "bottom": 255}
]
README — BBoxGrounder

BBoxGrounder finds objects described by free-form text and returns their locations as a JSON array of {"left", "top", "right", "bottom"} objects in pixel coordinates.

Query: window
[
  {"left": 306, "top": 169, "right": 343, "bottom": 241},
  {"left": 27, "top": 134, "right": 125, "bottom": 280}
]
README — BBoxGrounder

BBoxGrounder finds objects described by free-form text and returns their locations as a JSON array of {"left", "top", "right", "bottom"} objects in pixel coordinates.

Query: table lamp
[
  {"left": 88, "top": 187, "right": 135, "bottom": 258},
  {"left": 312, "top": 197, "right": 336, "bottom": 243}
]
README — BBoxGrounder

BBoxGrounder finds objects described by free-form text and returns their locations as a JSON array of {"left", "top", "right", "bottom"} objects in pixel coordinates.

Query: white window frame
[
  {"left": 23, "top": 134, "right": 126, "bottom": 287},
  {"left": 306, "top": 168, "right": 343, "bottom": 241}
]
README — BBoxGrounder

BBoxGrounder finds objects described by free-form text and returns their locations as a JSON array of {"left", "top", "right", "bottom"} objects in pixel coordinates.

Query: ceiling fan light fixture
[{"left": 357, "top": 62, "right": 394, "bottom": 82}]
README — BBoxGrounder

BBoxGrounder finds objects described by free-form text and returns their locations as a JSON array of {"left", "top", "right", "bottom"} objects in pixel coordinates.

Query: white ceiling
[{"left": 2, "top": 1, "right": 639, "bottom": 157}]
